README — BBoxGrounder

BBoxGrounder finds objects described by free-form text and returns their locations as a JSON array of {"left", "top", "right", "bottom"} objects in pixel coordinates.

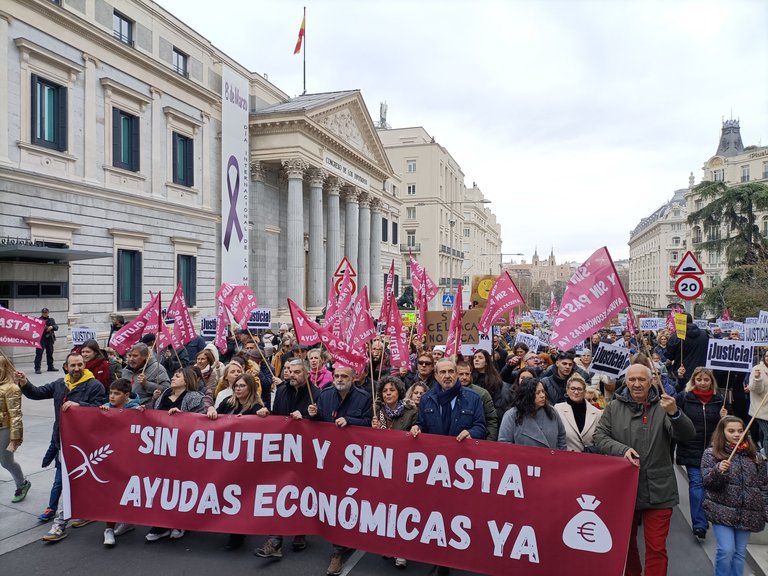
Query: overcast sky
[{"left": 157, "top": 0, "right": 768, "bottom": 264}]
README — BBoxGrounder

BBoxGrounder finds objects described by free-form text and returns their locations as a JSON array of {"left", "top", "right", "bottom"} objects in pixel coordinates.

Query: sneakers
[
  {"left": 113, "top": 523, "right": 135, "bottom": 536},
  {"left": 34, "top": 369, "right": 42, "bottom": 374},
  {"left": 291, "top": 535, "right": 307, "bottom": 551},
  {"left": 395, "top": 558, "right": 407, "bottom": 569},
  {"left": 12, "top": 480, "right": 31, "bottom": 503},
  {"left": 38, "top": 507, "right": 56, "bottom": 522},
  {"left": 103, "top": 528, "right": 115, "bottom": 547},
  {"left": 42, "top": 525, "right": 67, "bottom": 542},
  {"left": 327, "top": 553, "right": 343, "bottom": 576},
  {"left": 145, "top": 528, "right": 171, "bottom": 542},
  {"left": 693, "top": 528, "right": 707, "bottom": 540},
  {"left": 254, "top": 540, "right": 283, "bottom": 558},
  {"left": 71, "top": 519, "right": 94, "bottom": 528},
  {"left": 169, "top": 529, "right": 185, "bottom": 540}
]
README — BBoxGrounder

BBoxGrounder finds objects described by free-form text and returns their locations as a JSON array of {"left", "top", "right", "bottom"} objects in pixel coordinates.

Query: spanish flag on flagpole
[{"left": 293, "top": 11, "right": 305, "bottom": 54}]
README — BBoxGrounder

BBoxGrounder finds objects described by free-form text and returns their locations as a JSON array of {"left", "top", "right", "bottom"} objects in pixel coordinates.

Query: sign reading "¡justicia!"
[
  {"left": 60, "top": 409, "right": 638, "bottom": 576},
  {"left": 705, "top": 340, "right": 755, "bottom": 373}
]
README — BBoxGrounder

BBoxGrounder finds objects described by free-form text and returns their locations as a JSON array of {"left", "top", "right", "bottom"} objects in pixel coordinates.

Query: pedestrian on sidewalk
[
  {"left": 702, "top": 416, "right": 768, "bottom": 576},
  {"left": 33, "top": 307, "right": 58, "bottom": 374},
  {"left": 0, "top": 356, "right": 31, "bottom": 503}
]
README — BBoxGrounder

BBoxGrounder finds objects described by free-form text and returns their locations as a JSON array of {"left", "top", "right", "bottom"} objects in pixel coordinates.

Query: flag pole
[{"left": 302, "top": 6, "right": 306, "bottom": 95}]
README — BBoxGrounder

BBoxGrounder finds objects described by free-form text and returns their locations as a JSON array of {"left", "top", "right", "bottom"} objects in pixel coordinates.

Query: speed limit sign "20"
[{"left": 674, "top": 274, "right": 704, "bottom": 300}]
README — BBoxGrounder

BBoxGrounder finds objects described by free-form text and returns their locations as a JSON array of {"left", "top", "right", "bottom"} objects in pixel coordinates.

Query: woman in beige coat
[
  {"left": 554, "top": 374, "right": 602, "bottom": 452},
  {"left": 0, "top": 356, "right": 31, "bottom": 502}
]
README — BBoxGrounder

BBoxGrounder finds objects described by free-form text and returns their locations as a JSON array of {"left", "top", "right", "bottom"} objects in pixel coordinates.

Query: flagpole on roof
[{"left": 302, "top": 6, "right": 306, "bottom": 95}]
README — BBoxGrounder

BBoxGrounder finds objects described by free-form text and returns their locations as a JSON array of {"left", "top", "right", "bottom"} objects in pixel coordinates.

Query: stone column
[
  {"left": 151, "top": 88, "right": 163, "bottom": 198},
  {"left": 343, "top": 187, "right": 359, "bottom": 272},
  {"left": 357, "top": 191, "right": 371, "bottom": 294},
  {"left": 283, "top": 158, "right": 308, "bottom": 307},
  {"left": 250, "top": 161, "right": 266, "bottom": 299},
  {"left": 308, "top": 168, "right": 327, "bottom": 311},
  {"left": 0, "top": 14, "right": 9, "bottom": 164},
  {"left": 326, "top": 178, "right": 342, "bottom": 292},
  {"left": 83, "top": 53, "right": 98, "bottom": 181},
  {"left": 370, "top": 197, "right": 383, "bottom": 305}
]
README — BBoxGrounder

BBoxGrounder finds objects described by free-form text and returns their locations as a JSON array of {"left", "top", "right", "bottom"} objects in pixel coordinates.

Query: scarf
[
  {"left": 65, "top": 369, "right": 95, "bottom": 391},
  {"left": 436, "top": 381, "right": 462, "bottom": 435},
  {"left": 383, "top": 400, "right": 406, "bottom": 421},
  {"left": 692, "top": 388, "right": 714, "bottom": 404},
  {"left": 567, "top": 397, "right": 587, "bottom": 432},
  {"left": 726, "top": 441, "right": 750, "bottom": 454}
]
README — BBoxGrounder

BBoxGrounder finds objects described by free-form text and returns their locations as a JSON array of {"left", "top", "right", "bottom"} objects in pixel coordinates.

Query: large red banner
[{"left": 61, "top": 408, "right": 637, "bottom": 576}]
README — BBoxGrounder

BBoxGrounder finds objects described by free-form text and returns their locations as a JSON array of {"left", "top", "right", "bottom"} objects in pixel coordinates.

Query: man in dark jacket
[
  {"left": 15, "top": 353, "right": 106, "bottom": 541},
  {"left": 593, "top": 364, "right": 695, "bottom": 576},
  {"left": 34, "top": 307, "right": 58, "bottom": 374},
  {"left": 253, "top": 358, "right": 319, "bottom": 558},
  {"left": 308, "top": 364, "right": 372, "bottom": 576},
  {"left": 540, "top": 352, "right": 576, "bottom": 405},
  {"left": 457, "top": 361, "right": 498, "bottom": 440},
  {"left": 665, "top": 313, "right": 709, "bottom": 389},
  {"left": 122, "top": 343, "right": 170, "bottom": 405}
]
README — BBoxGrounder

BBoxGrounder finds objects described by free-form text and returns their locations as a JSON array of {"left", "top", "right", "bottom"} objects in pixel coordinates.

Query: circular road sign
[{"left": 674, "top": 274, "right": 704, "bottom": 300}]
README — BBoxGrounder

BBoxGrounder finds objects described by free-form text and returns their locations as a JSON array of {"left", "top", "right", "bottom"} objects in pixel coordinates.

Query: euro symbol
[{"left": 576, "top": 521, "right": 596, "bottom": 543}]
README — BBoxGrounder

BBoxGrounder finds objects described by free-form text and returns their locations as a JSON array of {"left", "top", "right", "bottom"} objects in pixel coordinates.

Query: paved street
[{"left": 0, "top": 364, "right": 759, "bottom": 575}]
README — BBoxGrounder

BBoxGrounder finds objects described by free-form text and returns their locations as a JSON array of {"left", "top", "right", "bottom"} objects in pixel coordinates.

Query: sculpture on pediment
[{"left": 318, "top": 109, "right": 372, "bottom": 159}]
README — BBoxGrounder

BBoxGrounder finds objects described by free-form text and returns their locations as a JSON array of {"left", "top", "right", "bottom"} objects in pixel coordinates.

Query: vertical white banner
[{"left": 221, "top": 66, "right": 249, "bottom": 284}]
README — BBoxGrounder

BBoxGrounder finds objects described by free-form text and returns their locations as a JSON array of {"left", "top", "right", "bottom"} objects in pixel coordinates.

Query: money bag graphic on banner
[{"left": 562, "top": 494, "right": 613, "bottom": 553}]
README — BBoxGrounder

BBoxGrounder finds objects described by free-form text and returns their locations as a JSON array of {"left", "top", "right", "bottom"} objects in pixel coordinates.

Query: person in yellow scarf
[{"left": 14, "top": 353, "right": 106, "bottom": 542}]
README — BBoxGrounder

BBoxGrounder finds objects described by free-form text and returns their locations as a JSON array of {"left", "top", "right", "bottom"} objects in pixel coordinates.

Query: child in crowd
[
  {"left": 99, "top": 378, "right": 142, "bottom": 546},
  {"left": 702, "top": 416, "right": 768, "bottom": 576},
  {"left": 105, "top": 348, "right": 123, "bottom": 382},
  {"left": 585, "top": 386, "right": 605, "bottom": 410}
]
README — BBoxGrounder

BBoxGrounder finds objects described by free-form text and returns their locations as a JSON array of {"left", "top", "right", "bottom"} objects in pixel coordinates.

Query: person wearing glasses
[
  {"left": 554, "top": 374, "right": 602, "bottom": 452},
  {"left": 407, "top": 353, "right": 438, "bottom": 389}
]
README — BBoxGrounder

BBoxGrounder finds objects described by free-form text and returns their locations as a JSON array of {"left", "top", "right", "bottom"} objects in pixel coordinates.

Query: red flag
[
  {"left": 626, "top": 308, "right": 637, "bottom": 336},
  {"left": 547, "top": 291, "right": 559, "bottom": 317},
  {"left": 549, "top": 247, "right": 630, "bottom": 351},
  {"left": 410, "top": 256, "right": 438, "bottom": 339},
  {"left": 444, "top": 283, "right": 463, "bottom": 358},
  {"left": 384, "top": 296, "right": 409, "bottom": 369},
  {"left": 0, "top": 307, "right": 46, "bottom": 348},
  {"left": 214, "top": 302, "right": 229, "bottom": 355},
  {"left": 293, "top": 14, "right": 305, "bottom": 55},
  {"left": 216, "top": 283, "right": 257, "bottom": 329},
  {"left": 346, "top": 287, "right": 377, "bottom": 350},
  {"left": 288, "top": 298, "right": 321, "bottom": 346},
  {"left": 156, "top": 318, "right": 181, "bottom": 352},
  {"left": 477, "top": 272, "right": 525, "bottom": 334},
  {"left": 378, "top": 260, "right": 395, "bottom": 324},
  {"left": 165, "top": 282, "right": 197, "bottom": 346},
  {"left": 316, "top": 325, "right": 368, "bottom": 374},
  {"left": 722, "top": 307, "right": 730, "bottom": 321},
  {"left": 326, "top": 267, "right": 354, "bottom": 337},
  {"left": 109, "top": 293, "right": 161, "bottom": 355},
  {"left": 666, "top": 309, "right": 676, "bottom": 333}
]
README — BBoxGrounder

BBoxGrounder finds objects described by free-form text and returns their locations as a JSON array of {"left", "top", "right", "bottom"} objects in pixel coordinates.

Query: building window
[
  {"left": 406, "top": 266, "right": 411, "bottom": 281},
  {"left": 762, "top": 216, "right": 768, "bottom": 238},
  {"left": 671, "top": 251, "right": 678, "bottom": 262},
  {"left": 381, "top": 217, "right": 388, "bottom": 242},
  {"left": 177, "top": 254, "right": 197, "bottom": 307},
  {"left": 694, "top": 199, "right": 703, "bottom": 211},
  {"left": 708, "top": 250, "right": 720, "bottom": 266},
  {"left": 406, "top": 230, "right": 416, "bottom": 247},
  {"left": 763, "top": 162, "right": 768, "bottom": 180},
  {"left": 692, "top": 227, "right": 702, "bottom": 244},
  {"left": 407, "top": 184, "right": 416, "bottom": 195},
  {"left": 671, "top": 236, "right": 680, "bottom": 245},
  {"left": 406, "top": 207, "right": 416, "bottom": 220},
  {"left": 463, "top": 227, "right": 470, "bottom": 237},
  {"left": 113, "top": 11, "right": 133, "bottom": 46},
  {"left": 741, "top": 165, "right": 750, "bottom": 183},
  {"left": 391, "top": 222, "right": 398, "bottom": 245},
  {"left": 31, "top": 74, "right": 67, "bottom": 151},
  {"left": 117, "top": 249, "right": 142, "bottom": 310},
  {"left": 172, "top": 48, "right": 188, "bottom": 77},
  {"left": 713, "top": 169, "right": 724, "bottom": 182},
  {"left": 393, "top": 274, "right": 399, "bottom": 297},
  {"left": 172, "top": 132, "right": 194, "bottom": 186},
  {"left": 112, "top": 108, "right": 140, "bottom": 171},
  {"left": 406, "top": 160, "right": 416, "bottom": 173}
]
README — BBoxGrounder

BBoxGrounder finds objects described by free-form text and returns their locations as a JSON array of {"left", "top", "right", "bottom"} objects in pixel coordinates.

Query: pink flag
[
  {"left": 346, "top": 287, "right": 377, "bottom": 350},
  {"left": 410, "top": 256, "right": 438, "bottom": 339},
  {"left": 214, "top": 302, "right": 229, "bottom": 355},
  {"left": 477, "top": 272, "right": 526, "bottom": 334},
  {"left": 378, "top": 260, "right": 395, "bottom": 325},
  {"left": 666, "top": 309, "right": 676, "bottom": 333},
  {"left": 109, "top": 293, "right": 161, "bottom": 355},
  {"left": 549, "top": 247, "right": 630, "bottom": 351},
  {"left": 165, "top": 281, "right": 197, "bottom": 346},
  {"left": 156, "top": 318, "right": 181, "bottom": 351},
  {"left": 216, "top": 283, "right": 257, "bottom": 329},
  {"left": 288, "top": 298, "right": 321, "bottom": 346},
  {"left": 722, "top": 307, "right": 730, "bottom": 321},
  {"left": 384, "top": 296, "right": 409, "bottom": 369},
  {"left": 316, "top": 324, "right": 368, "bottom": 375},
  {"left": 547, "top": 291, "right": 559, "bottom": 317},
  {"left": 626, "top": 308, "right": 637, "bottom": 336},
  {"left": 328, "top": 267, "right": 355, "bottom": 337},
  {"left": 444, "top": 283, "right": 463, "bottom": 358},
  {"left": 0, "top": 307, "right": 46, "bottom": 348}
]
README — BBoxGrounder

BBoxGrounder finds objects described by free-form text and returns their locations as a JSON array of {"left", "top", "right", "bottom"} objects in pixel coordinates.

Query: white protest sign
[
  {"left": 745, "top": 317, "right": 759, "bottom": 324},
  {"left": 609, "top": 325, "right": 624, "bottom": 335},
  {"left": 247, "top": 308, "right": 272, "bottom": 330},
  {"left": 639, "top": 317, "right": 666, "bottom": 331},
  {"left": 201, "top": 316, "right": 217, "bottom": 341},
  {"left": 461, "top": 332, "right": 492, "bottom": 357},
  {"left": 694, "top": 319, "right": 708, "bottom": 330},
  {"left": 573, "top": 341, "right": 586, "bottom": 356},
  {"left": 531, "top": 310, "right": 548, "bottom": 324},
  {"left": 590, "top": 342, "right": 631, "bottom": 378},
  {"left": 744, "top": 324, "right": 768, "bottom": 345},
  {"left": 718, "top": 320, "right": 735, "bottom": 330},
  {"left": 514, "top": 332, "right": 541, "bottom": 352},
  {"left": 71, "top": 327, "right": 97, "bottom": 346},
  {"left": 760, "top": 310, "right": 768, "bottom": 324},
  {"left": 705, "top": 340, "right": 755, "bottom": 373},
  {"left": 534, "top": 328, "right": 552, "bottom": 346}
]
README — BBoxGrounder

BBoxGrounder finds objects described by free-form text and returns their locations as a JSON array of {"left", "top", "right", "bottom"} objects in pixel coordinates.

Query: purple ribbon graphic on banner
[{"left": 224, "top": 155, "right": 244, "bottom": 250}]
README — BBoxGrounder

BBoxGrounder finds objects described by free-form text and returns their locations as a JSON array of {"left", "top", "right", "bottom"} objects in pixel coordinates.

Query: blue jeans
[
  {"left": 49, "top": 457, "right": 62, "bottom": 510},
  {"left": 713, "top": 524, "right": 750, "bottom": 576},
  {"left": 687, "top": 466, "right": 708, "bottom": 532},
  {"left": 756, "top": 418, "right": 768, "bottom": 458}
]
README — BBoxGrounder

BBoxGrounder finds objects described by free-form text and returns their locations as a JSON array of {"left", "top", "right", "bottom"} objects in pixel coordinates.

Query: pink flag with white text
[
  {"left": 109, "top": 293, "right": 161, "bottom": 355},
  {"left": 547, "top": 291, "right": 559, "bottom": 318},
  {"left": 410, "top": 256, "right": 438, "bottom": 339},
  {"left": 325, "top": 267, "right": 355, "bottom": 337},
  {"left": 216, "top": 283, "right": 257, "bottom": 329},
  {"left": 549, "top": 247, "right": 630, "bottom": 351},
  {"left": 444, "top": 283, "right": 463, "bottom": 358},
  {"left": 378, "top": 260, "right": 395, "bottom": 325},
  {"left": 346, "top": 287, "right": 377, "bottom": 350},
  {"left": 156, "top": 318, "right": 181, "bottom": 351},
  {"left": 288, "top": 298, "right": 321, "bottom": 346},
  {"left": 384, "top": 295, "right": 409, "bottom": 369},
  {"left": 0, "top": 307, "right": 46, "bottom": 348},
  {"left": 165, "top": 281, "right": 197, "bottom": 346},
  {"left": 477, "top": 272, "right": 526, "bottom": 334},
  {"left": 214, "top": 302, "right": 230, "bottom": 355}
]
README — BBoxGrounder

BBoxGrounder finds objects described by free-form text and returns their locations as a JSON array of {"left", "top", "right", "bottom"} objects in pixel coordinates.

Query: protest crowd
[{"left": 2, "top": 250, "right": 767, "bottom": 576}]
